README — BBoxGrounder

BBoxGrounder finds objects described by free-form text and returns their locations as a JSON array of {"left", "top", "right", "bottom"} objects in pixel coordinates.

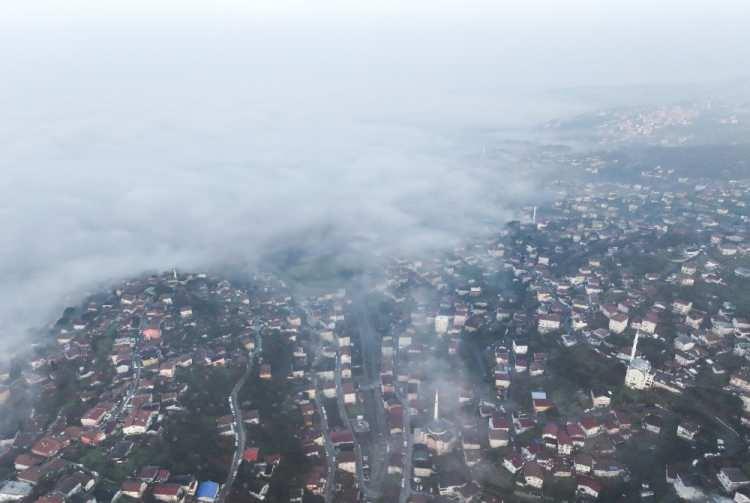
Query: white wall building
[
  {"left": 625, "top": 333, "right": 654, "bottom": 390},
  {"left": 434, "top": 315, "right": 451, "bottom": 335}
]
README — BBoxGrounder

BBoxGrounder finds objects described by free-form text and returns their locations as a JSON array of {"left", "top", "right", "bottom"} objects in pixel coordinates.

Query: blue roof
[{"left": 196, "top": 481, "right": 220, "bottom": 499}]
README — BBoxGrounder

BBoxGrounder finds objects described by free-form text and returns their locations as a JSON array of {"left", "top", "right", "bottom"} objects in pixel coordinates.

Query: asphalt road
[
  {"left": 313, "top": 375, "right": 338, "bottom": 503},
  {"left": 351, "top": 282, "right": 389, "bottom": 500},
  {"left": 218, "top": 331, "right": 261, "bottom": 502}
]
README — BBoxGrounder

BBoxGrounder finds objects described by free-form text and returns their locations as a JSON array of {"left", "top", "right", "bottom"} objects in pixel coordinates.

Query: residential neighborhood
[{"left": 1, "top": 169, "right": 750, "bottom": 503}]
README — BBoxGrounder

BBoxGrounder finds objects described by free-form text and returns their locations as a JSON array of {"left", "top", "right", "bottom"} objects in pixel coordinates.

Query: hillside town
[{"left": 0, "top": 169, "right": 749, "bottom": 503}]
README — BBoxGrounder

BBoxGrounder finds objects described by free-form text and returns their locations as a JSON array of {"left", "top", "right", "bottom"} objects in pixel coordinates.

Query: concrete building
[
  {"left": 414, "top": 391, "right": 457, "bottom": 455},
  {"left": 625, "top": 333, "right": 654, "bottom": 390}
]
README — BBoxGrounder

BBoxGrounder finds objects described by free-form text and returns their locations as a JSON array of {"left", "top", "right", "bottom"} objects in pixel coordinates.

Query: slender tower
[
  {"left": 630, "top": 331, "right": 640, "bottom": 363},
  {"left": 433, "top": 390, "right": 439, "bottom": 422},
  {"left": 532, "top": 206, "right": 537, "bottom": 225}
]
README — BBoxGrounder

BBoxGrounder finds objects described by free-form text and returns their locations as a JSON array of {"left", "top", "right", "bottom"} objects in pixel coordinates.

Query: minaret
[
  {"left": 433, "top": 390, "right": 439, "bottom": 422},
  {"left": 630, "top": 331, "right": 640, "bottom": 363},
  {"left": 172, "top": 267, "right": 178, "bottom": 281},
  {"left": 532, "top": 206, "right": 537, "bottom": 225}
]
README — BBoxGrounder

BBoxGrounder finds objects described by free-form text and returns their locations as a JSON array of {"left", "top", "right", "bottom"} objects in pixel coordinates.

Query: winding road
[{"left": 217, "top": 329, "right": 262, "bottom": 502}]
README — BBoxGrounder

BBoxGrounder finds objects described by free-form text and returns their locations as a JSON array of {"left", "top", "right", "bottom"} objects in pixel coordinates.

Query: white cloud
[{"left": 0, "top": 0, "right": 747, "bottom": 346}]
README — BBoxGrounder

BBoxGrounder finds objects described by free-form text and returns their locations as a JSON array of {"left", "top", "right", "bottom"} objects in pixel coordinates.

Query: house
[
  {"left": 34, "top": 494, "right": 65, "bottom": 503},
  {"left": 81, "top": 404, "right": 110, "bottom": 427},
  {"left": 259, "top": 364, "right": 272, "bottom": 380},
  {"left": 495, "top": 346, "right": 510, "bottom": 365},
  {"left": 609, "top": 314, "right": 629, "bottom": 334},
  {"left": 513, "top": 338, "right": 529, "bottom": 355},
  {"left": 31, "top": 437, "right": 64, "bottom": 458},
  {"left": 675, "top": 350, "right": 699, "bottom": 370},
  {"left": 488, "top": 429, "right": 509, "bottom": 448},
  {"left": 196, "top": 481, "right": 221, "bottom": 502},
  {"left": 17, "top": 458, "right": 67, "bottom": 485},
  {"left": 243, "top": 447, "right": 261, "bottom": 464},
  {"left": 538, "top": 313, "right": 561, "bottom": 332},
  {"left": 529, "top": 361, "right": 545, "bottom": 376},
  {"left": 142, "top": 321, "right": 162, "bottom": 341},
  {"left": 305, "top": 467, "right": 326, "bottom": 495},
  {"left": 590, "top": 387, "right": 611, "bottom": 408},
  {"left": 494, "top": 369, "right": 511, "bottom": 389},
  {"left": 342, "top": 382, "right": 356, "bottom": 405},
  {"left": 735, "top": 487, "right": 750, "bottom": 503},
  {"left": 553, "top": 459, "right": 573, "bottom": 478},
  {"left": 14, "top": 453, "right": 43, "bottom": 472},
  {"left": 513, "top": 415, "right": 535, "bottom": 435},
  {"left": 532, "top": 397, "right": 554, "bottom": 414},
  {"left": 387, "top": 452, "right": 402, "bottom": 475},
  {"left": 339, "top": 346, "right": 352, "bottom": 364},
  {"left": 438, "top": 470, "right": 468, "bottom": 497},
  {"left": 542, "top": 422, "right": 559, "bottom": 448},
  {"left": 55, "top": 472, "right": 94, "bottom": 499},
  {"left": 579, "top": 417, "right": 600, "bottom": 438},
  {"left": 138, "top": 466, "right": 161, "bottom": 483},
  {"left": 676, "top": 420, "right": 700, "bottom": 441},
  {"left": 216, "top": 416, "right": 235, "bottom": 436},
  {"left": 123, "top": 409, "right": 156, "bottom": 436},
  {"left": 121, "top": 479, "right": 147, "bottom": 499},
  {"left": 515, "top": 356, "right": 529, "bottom": 374},
  {"left": 600, "top": 304, "right": 619, "bottom": 318},
  {"left": 672, "top": 299, "right": 693, "bottom": 315},
  {"left": 462, "top": 431, "right": 481, "bottom": 452},
  {"left": 674, "top": 335, "right": 695, "bottom": 352},
  {"left": 503, "top": 454, "right": 524, "bottom": 475},
  {"left": 434, "top": 315, "right": 451, "bottom": 334},
  {"left": 153, "top": 483, "right": 184, "bottom": 502},
  {"left": 524, "top": 462, "right": 544, "bottom": 489},
  {"left": 330, "top": 429, "right": 354, "bottom": 448},
  {"left": 731, "top": 370, "right": 750, "bottom": 392},
  {"left": 110, "top": 441, "right": 134, "bottom": 463},
  {"left": 557, "top": 430, "right": 573, "bottom": 456},
  {"left": 577, "top": 476, "right": 602, "bottom": 498},
  {"left": 644, "top": 414, "right": 662, "bottom": 435},
  {"left": 593, "top": 460, "right": 624, "bottom": 478},
  {"left": 159, "top": 361, "right": 177, "bottom": 379},
  {"left": 566, "top": 422, "right": 586, "bottom": 447},
  {"left": 572, "top": 313, "right": 589, "bottom": 331},
  {"left": 337, "top": 451, "right": 357, "bottom": 474},
  {"left": 641, "top": 312, "right": 659, "bottom": 334},
  {"left": 80, "top": 429, "right": 106, "bottom": 446},
  {"left": 388, "top": 409, "right": 404, "bottom": 434},
  {"left": 243, "top": 409, "right": 260, "bottom": 425},
  {"left": 574, "top": 454, "right": 593, "bottom": 474},
  {"left": 718, "top": 468, "right": 750, "bottom": 493},
  {"left": 0, "top": 481, "right": 33, "bottom": 502},
  {"left": 686, "top": 311, "right": 705, "bottom": 329}
]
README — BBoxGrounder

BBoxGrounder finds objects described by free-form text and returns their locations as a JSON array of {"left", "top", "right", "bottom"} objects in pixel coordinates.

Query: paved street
[
  {"left": 313, "top": 375, "right": 337, "bottom": 503},
  {"left": 218, "top": 330, "right": 262, "bottom": 502}
]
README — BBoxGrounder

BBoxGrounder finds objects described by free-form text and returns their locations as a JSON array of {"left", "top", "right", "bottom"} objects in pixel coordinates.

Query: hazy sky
[
  {"left": 2, "top": 0, "right": 749, "bottom": 87},
  {"left": 0, "top": 0, "right": 748, "bottom": 345}
]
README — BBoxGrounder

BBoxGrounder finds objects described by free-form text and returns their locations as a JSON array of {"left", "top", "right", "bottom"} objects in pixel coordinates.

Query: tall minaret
[
  {"left": 532, "top": 206, "right": 537, "bottom": 225},
  {"left": 630, "top": 331, "right": 640, "bottom": 363},
  {"left": 433, "top": 390, "right": 439, "bottom": 422}
]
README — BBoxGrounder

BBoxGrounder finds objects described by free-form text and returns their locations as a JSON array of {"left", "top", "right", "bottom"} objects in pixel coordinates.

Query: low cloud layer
[
  {"left": 2, "top": 2, "right": 748, "bottom": 344},
  {"left": 0, "top": 36, "right": 559, "bottom": 343}
]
